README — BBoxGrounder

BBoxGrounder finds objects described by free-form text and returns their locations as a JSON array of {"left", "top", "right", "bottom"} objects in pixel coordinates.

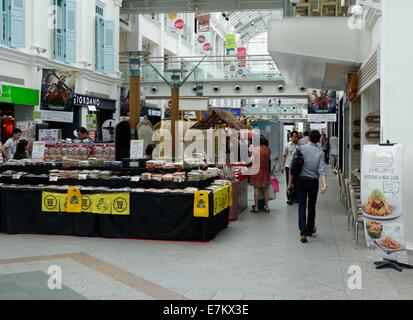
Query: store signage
[
  {"left": 361, "top": 144, "right": 408, "bottom": 264},
  {"left": 74, "top": 94, "right": 101, "bottom": 107},
  {"left": 194, "top": 191, "right": 210, "bottom": 218},
  {"left": 86, "top": 114, "right": 97, "bottom": 130},
  {"left": 147, "top": 109, "right": 161, "bottom": 117},
  {"left": 130, "top": 140, "right": 144, "bottom": 159},
  {"left": 32, "top": 141, "right": 46, "bottom": 160},
  {"left": 308, "top": 113, "right": 337, "bottom": 123},
  {"left": 42, "top": 192, "right": 130, "bottom": 215},
  {"left": 0, "top": 83, "right": 2, "bottom": 96},
  {"left": 129, "top": 58, "right": 141, "bottom": 76}
]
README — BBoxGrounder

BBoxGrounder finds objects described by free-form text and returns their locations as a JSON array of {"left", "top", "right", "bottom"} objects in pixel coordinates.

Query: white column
[
  {"left": 114, "top": 0, "right": 122, "bottom": 74},
  {"left": 380, "top": 0, "right": 413, "bottom": 246}
]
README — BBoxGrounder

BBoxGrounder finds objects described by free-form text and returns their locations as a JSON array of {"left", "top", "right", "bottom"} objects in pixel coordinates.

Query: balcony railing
[
  {"left": 284, "top": 0, "right": 356, "bottom": 17},
  {"left": 118, "top": 55, "right": 283, "bottom": 83}
]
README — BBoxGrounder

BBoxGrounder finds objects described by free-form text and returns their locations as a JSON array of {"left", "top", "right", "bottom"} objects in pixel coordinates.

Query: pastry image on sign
[{"left": 197, "top": 199, "right": 206, "bottom": 208}]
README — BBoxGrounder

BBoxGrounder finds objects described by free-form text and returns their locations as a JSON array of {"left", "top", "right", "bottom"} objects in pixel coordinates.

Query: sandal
[
  {"left": 264, "top": 207, "right": 270, "bottom": 213},
  {"left": 250, "top": 205, "right": 259, "bottom": 213}
]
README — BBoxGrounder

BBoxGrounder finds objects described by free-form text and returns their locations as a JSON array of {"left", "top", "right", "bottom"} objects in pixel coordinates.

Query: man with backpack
[{"left": 288, "top": 130, "right": 328, "bottom": 243}]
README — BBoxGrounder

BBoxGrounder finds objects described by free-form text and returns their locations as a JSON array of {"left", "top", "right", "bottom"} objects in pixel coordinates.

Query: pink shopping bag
[{"left": 271, "top": 177, "right": 280, "bottom": 193}]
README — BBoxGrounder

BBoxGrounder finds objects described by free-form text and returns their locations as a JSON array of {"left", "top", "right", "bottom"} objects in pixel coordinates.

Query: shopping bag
[{"left": 271, "top": 177, "right": 280, "bottom": 193}]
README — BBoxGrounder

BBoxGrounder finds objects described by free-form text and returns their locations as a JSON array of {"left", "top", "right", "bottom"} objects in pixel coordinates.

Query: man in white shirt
[
  {"left": 299, "top": 131, "right": 310, "bottom": 145},
  {"left": 329, "top": 134, "right": 339, "bottom": 173},
  {"left": 282, "top": 130, "right": 299, "bottom": 205},
  {"left": 1, "top": 128, "right": 22, "bottom": 161}
]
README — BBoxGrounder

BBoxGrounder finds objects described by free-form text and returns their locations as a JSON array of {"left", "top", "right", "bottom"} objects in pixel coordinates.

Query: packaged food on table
[
  {"left": 141, "top": 173, "right": 152, "bottom": 180},
  {"left": 162, "top": 174, "right": 174, "bottom": 182}
]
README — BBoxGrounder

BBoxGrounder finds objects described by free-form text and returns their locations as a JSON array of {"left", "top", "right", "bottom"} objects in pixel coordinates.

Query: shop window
[
  {"left": 53, "top": 0, "right": 76, "bottom": 64},
  {"left": 95, "top": 4, "right": 114, "bottom": 74},
  {"left": 0, "top": 0, "right": 25, "bottom": 48}
]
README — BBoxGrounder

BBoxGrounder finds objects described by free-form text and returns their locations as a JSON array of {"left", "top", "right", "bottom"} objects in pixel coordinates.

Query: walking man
[
  {"left": 288, "top": 130, "right": 328, "bottom": 243},
  {"left": 282, "top": 130, "right": 299, "bottom": 205}
]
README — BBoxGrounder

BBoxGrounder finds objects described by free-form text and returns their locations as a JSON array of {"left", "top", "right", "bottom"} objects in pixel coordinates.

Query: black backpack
[{"left": 290, "top": 147, "right": 304, "bottom": 177}]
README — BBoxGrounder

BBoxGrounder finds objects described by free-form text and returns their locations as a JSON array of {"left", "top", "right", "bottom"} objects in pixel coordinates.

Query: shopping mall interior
[{"left": 1, "top": 0, "right": 413, "bottom": 303}]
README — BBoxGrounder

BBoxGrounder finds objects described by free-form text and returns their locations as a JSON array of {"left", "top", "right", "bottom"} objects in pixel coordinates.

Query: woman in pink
[{"left": 250, "top": 135, "right": 271, "bottom": 213}]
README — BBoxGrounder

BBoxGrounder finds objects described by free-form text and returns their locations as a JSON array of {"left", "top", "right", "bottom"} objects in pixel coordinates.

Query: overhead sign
[
  {"left": 179, "top": 97, "right": 209, "bottom": 111},
  {"left": 41, "top": 110, "right": 74, "bottom": 123}
]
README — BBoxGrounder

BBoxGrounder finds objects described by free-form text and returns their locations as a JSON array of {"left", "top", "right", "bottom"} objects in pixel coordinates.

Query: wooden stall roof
[{"left": 191, "top": 110, "right": 250, "bottom": 130}]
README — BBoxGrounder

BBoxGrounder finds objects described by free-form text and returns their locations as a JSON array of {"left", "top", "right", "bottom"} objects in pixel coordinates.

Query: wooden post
[
  {"left": 171, "top": 87, "right": 179, "bottom": 159},
  {"left": 129, "top": 75, "right": 141, "bottom": 139}
]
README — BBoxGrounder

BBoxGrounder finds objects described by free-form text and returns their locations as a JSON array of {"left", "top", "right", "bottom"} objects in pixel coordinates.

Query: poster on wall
[
  {"left": 308, "top": 89, "right": 337, "bottom": 122},
  {"left": 197, "top": 13, "right": 210, "bottom": 32},
  {"left": 41, "top": 69, "right": 76, "bottom": 123},
  {"left": 361, "top": 144, "right": 408, "bottom": 264}
]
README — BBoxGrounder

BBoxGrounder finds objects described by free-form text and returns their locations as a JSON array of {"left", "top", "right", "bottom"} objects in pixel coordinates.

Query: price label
[
  {"left": 50, "top": 176, "right": 58, "bottom": 182},
  {"left": 131, "top": 176, "right": 141, "bottom": 182},
  {"left": 78, "top": 174, "right": 88, "bottom": 180}
]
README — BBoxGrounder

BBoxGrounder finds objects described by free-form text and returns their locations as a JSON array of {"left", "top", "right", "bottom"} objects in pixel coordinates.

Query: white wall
[{"left": 380, "top": 0, "right": 413, "bottom": 246}]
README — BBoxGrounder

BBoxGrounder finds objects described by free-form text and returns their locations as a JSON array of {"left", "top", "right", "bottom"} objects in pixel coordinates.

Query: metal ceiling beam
[{"left": 121, "top": 0, "right": 284, "bottom": 14}]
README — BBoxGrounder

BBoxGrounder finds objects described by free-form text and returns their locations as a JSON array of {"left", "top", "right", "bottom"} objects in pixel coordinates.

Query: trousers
[{"left": 296, "top": 178, "right": 319, "bottom": 236}]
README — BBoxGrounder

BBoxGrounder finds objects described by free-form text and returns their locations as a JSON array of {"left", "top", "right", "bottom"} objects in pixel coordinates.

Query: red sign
[
  {"left": 175, "top": 19, "right": 184, "bottom": 30},
  {"left": 237, "top": 47, "right": 247, "bottom": 68},
  {"left": 203, "top": 43, "right": 212, "bottom": 51}
]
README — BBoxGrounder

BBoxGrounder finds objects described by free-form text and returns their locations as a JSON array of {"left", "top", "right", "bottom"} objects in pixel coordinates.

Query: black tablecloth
[{"left": 0, "top": 188, "right": 228, "bottom": 241}]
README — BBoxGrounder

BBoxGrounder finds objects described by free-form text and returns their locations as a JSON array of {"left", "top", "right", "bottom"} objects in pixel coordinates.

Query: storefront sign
[
  {"left": 32, "top": 141, "right": 46, "bottom": 160},
  {"left": 361, "top": 144, "right": 408, "bottom": 263},
  {"left": 42, "top": 192, "right": 130, "bottom": 215},
  {"left": 213, "top": 185, "right": 229, "bottom": 216},
  {"left": 73, "top": 93, "right": 116, "bottom": 110},
  {"left": 130, "top": 140, "right": 144, "bottom": 159},
  {"left": 0, "top": 84, "right": 40, "bottom": 105}
]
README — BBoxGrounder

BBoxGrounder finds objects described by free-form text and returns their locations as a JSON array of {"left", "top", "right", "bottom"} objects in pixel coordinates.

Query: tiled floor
[{"left": 0, "top": 172, "right": 412, "bottom": 300}]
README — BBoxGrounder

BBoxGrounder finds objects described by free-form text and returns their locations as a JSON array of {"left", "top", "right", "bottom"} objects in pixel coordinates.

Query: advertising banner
[
  {"left": 197, "top": 31, "right": 212, "bottom": 54},
  {"left": 41, "top": 69, "right": 76, "bottom": 112},
  {"left": 308, "top": 89, "right": 337, "bottom": 122},
  {"left": 197, "top": 13, "right": 210, "bottom": 32},
  {"left": 237, "top": 47, "right": 247, "bottom": 68},
  {"left": 361, "top": 144, "right": 408, "bottom": 263},
  {"left": 225, "top": 34, "right": 236, "bottom": 51}
]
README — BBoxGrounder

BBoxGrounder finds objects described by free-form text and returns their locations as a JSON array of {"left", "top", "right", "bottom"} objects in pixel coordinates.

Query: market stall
[{"left": 0, "top": 161, "right": 230, "bottom": 241}]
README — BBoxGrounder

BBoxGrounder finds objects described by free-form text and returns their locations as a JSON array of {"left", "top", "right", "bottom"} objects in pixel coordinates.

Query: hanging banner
[
  {"left": 237, "top": 47, "right": 247, "bottom": 68},
  {"left": 197, "top": 13, "right": 210, "bottom": 32},
  {"left": 308, "top": 89, "right": 337, "bottom": 123},
  {"left": 225, "top": 34, "right": 236, "bottom": 51},
  {"left": 197, "top": 31, "right": 212, "bottom": 54},
  {"left": 213, "top": 185, "right": 229, "bottom": 216},
  {"left": 42, "top": 193, "right": 60, "bottom": 212},
  {"left": 194, "top": 191, "right": 210, "bottom": 217},
  {"left": 361, "top": 144, "right": 408, "bottom": 264},
  {"left": 167, "top": 12, "right": 184, "bottom": 34},
  {"left": 111, "top": 193, "right": 130, "bottom": 215}
]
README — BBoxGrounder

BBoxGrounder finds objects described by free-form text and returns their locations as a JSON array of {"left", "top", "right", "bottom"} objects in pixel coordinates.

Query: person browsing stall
[
  {"left": 2, "top": 128, "right": 22, "bottom": 161},
  {"left": 13, "top": 139, "right": 29, "bottom": 160},
  {"left": 76, "top": 127, "right": 94, "bottom": 144}
]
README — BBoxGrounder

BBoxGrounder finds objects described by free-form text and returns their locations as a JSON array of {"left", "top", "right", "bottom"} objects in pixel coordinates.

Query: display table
[
  {"left": 229, "top": 179, "right": 248, "bottom": 221},
  {"left": 0, "top": 187, "right": 229, "bottom": 241}
]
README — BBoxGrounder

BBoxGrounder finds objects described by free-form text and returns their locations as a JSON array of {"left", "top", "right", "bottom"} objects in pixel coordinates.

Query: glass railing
[
  {"left": 118, "top": 55, "right": 283, "bottom": 83},
  {"left": 284, "top": 0, "right": 356, "bottom": 17}
]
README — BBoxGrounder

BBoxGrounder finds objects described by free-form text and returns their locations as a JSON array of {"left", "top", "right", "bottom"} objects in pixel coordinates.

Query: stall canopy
[{"left": 191, "top": 110, "right": 250, "bottom": 130}]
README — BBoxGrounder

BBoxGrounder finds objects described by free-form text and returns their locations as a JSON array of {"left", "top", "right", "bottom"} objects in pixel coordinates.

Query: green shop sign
[{"left": 0, "top": 84, "right": 40, "bottom": 105}]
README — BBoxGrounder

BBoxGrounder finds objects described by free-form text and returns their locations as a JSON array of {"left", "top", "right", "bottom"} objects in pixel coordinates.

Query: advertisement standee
[{"left": 361, "top": 143, "right": 413, "bottom": 271}]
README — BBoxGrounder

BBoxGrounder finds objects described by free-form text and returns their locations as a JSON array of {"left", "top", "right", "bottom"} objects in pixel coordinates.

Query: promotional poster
[
  {"left": 361, "top": 144, "right": 408, "bottom": 264},
  {"left": 308, "top": 89, "right": 337, "bottom": 122},
  {"left": 41, "top": 69, "right": 76, "bottom": 112}
]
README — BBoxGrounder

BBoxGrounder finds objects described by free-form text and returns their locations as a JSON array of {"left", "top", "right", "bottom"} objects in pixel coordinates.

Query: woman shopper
[
  {"left": 13, "top": 139, "right": 29, "bottom": 160},
  {"left": 250, "top": 135, "right": 272, "bottom": 213},
  {"left": 288, "top": 130, "right": 328, "bottom": 243}
]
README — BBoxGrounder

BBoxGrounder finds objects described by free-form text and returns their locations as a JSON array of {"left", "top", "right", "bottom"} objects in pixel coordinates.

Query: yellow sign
[
  {"left": 42, "top": 192, "right": 130, "bottom": 215},
  {"left": 111, "top": 193, "right": 130, "bottom": 215},
  {"left": 167, "top": 13, "right": 177, "bottom": 20},
  {"left": 228, "top": 183, "right": 233, "bottom": 207},
  {"left": 67, "top": 187, "right": 82, "bottom": 213},
  {"left": 42, "top": 193, "right": 60, "bottom": 212},
  {"left": 194, "top": 191, "right": 209, "bottom": 218},
  {"left": 213, "top": 185, "right": 229, "bottom": 216},
  {"left": 225, "top": 34, "right": 236, "bottom": 50},
  {"left": 91, "top": 194, "right": 112, "bottom": 215}
]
